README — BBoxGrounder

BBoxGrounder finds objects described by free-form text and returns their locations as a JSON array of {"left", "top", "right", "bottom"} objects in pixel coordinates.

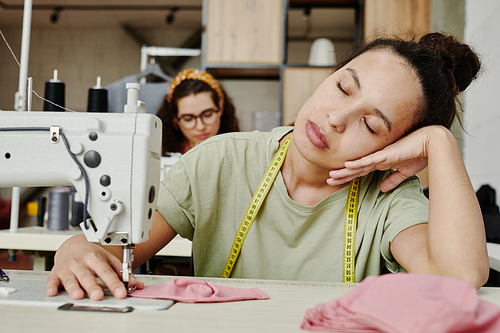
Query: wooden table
[{"left": 1, "top": 270, "right": 500, "bottom": 333}]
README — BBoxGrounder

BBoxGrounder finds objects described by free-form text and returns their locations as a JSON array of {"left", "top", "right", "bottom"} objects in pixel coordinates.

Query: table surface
[
  {"left": 1, "top": 270, "right": 500, "bottom": 333},
  {"left": 0, "top": 226, "right": 192, "bottom": 257}
]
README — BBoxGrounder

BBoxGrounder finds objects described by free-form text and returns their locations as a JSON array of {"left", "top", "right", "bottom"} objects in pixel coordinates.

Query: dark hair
[
  {"left": 157, "top": 79, "right": 240, "bottom": 155},
  {"left": 336, "top": 32, "right": 481, "bottom": 133}
]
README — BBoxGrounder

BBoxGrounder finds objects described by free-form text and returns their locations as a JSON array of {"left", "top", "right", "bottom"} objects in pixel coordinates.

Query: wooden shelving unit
[{"left": 201, "top": 0, "right": 429, "bottom": 126}]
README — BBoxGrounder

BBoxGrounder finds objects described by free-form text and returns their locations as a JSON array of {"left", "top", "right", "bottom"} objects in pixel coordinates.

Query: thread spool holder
[{"left": 124, "top": 83, "right": 146, "bottom": 113}]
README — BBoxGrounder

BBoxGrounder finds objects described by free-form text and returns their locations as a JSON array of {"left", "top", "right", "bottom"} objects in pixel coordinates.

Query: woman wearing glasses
[{"left": 157, "top": 68, "right": 240, "bottom": 155}]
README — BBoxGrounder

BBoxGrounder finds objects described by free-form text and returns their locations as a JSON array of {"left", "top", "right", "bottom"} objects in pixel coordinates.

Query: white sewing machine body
[{"left": 0, "top": 110, "right": 162, "bottom": 249}]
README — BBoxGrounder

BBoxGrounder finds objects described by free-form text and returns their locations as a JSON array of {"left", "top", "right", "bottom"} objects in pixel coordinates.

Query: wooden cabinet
[
  {"left": 364, "top": 0, "right": 430, "bottom": 40},
  {"left": 205, "top": 0, "right": 283, "bottom": 65},
  {"left": 282, "top": 67, "right": 332, "bottom": 126}
]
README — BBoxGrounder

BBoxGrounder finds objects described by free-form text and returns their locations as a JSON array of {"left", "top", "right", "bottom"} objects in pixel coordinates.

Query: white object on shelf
[{"left": 308, "top": 38, "right": 336, "bottom": 66}]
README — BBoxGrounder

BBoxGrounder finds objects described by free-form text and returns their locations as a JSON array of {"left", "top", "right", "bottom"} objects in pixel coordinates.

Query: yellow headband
[{"left": 166, "top": 68, "right": 224, "bottom": 106}]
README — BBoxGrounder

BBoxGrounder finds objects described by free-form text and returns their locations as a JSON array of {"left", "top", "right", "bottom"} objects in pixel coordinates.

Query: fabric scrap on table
[
  {"left": 129, "top": 277, "right": 270, "bottom": 303},
  {"left": 301, "top": 273, "right": 500, "bottom": 333}
]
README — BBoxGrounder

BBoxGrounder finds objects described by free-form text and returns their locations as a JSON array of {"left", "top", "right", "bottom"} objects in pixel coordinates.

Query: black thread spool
[
  {"left": 43, "top": 69, "right": 65, "bottom": 112},
  {"left": 87, "top": 76, "right": 108, "bottom": 112}
]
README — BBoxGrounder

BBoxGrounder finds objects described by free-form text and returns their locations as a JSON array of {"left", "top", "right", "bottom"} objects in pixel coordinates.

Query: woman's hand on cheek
[{"left": 328, "top": 127, "right": 434, "bottom": 192}]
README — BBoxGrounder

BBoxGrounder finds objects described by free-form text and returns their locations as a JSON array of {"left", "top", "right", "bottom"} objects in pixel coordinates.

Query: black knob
[
  {"left": 100, "top": 175, "right": 111, "bottom": 186},
  {"left": 89, "top": 132, "right": 98, "bottom": 141},
  {"left": 84, "top": 150, "right": 101, "bottom": 168}
]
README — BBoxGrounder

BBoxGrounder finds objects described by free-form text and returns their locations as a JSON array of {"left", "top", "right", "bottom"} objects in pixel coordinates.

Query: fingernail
[
  {"left": 115, "top": 287, "right": 126, "bottom": 299},
  {"left": 71, "top": 290, "right": 82, "bottom": 299},
  {"left": 90, "top": 290, "right": 101, "bottom": 300}
]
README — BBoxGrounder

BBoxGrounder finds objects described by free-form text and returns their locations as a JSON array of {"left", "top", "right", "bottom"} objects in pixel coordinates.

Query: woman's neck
[{"left": 280, "top": 135, "right": 348, "bottom": 206}]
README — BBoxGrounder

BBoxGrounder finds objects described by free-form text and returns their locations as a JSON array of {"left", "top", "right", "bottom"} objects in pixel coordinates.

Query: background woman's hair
[
  {"left": 157, "top": 79, "right": 240, "bottom": 155},
  {"left": 335, "top": 32, "right": 481, "bottom": 133}
]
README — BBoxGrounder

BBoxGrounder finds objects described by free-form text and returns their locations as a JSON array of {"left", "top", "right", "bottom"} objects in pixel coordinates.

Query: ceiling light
[
  {"left": 302, "top": 7, "right": 310, "bottom": 21},
  {"left": 50, "top": 7, "right": 62, "bottom": 24},
  {"left": 166, "top": 7, "right": 179, "bottom": 25}
]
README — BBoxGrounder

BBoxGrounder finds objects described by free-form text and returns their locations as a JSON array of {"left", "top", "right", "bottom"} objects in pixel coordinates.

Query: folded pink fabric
[
  {"left": 301, "top": 273, "right": 500, "bottom": 333},
  {"left": 129, "top": 277, "right": 270, "bottom": 303}
]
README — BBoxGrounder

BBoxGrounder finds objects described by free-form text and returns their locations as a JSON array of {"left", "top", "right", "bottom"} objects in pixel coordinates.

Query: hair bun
[{"left": 419, "top": 33, "right": 481, "bottom": 92}]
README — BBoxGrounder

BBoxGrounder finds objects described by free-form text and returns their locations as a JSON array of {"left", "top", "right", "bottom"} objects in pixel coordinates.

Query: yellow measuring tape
[
  {"left": 342, "top": 177, "right": 360, "bottom": 283},
  {"left": 221, "top": 134, "right": 360, "bottom": 283},
  {"left": 221, "top": 135, "right": 293, "bottom": 278}
]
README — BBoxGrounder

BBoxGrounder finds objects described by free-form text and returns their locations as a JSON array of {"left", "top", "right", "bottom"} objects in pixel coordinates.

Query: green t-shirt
[{"left": 157, "top": 127, "right": 429, "bottom": 282}]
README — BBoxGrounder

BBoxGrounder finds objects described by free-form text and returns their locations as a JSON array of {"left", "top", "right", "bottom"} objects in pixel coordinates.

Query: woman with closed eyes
[{"left": 46, "top": 32, "right": 489, "bottom": 301}]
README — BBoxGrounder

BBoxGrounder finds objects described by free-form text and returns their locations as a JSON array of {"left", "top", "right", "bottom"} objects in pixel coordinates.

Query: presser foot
[
  {"left": 124, "top": 282, "right": 137, "bottom": 293},
  {"left": 121, "top": 244, "right": 135, "bottom": 293}
]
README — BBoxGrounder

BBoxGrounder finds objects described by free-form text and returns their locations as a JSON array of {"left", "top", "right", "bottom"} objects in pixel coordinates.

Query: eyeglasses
[{"left": 177, "top": 109, "right": 220, "bottom": 129}]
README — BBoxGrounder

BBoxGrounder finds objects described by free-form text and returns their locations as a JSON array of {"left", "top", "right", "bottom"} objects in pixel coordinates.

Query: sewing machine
[{"left": 0, "top": 83, "right": 162, "bottom": 288}]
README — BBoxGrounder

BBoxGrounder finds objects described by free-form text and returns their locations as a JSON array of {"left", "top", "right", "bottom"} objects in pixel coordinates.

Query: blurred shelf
[{"left": 0, "top": 226, "right": 191, "bottom": 257}]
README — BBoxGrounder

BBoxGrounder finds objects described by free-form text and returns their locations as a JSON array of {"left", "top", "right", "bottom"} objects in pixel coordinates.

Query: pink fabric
[
  {"left": 129, "top": 277, "right": 270, "bottom": 303},
  {"left": 301, "top": 273, "right": 500, "bottom": 333}
]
